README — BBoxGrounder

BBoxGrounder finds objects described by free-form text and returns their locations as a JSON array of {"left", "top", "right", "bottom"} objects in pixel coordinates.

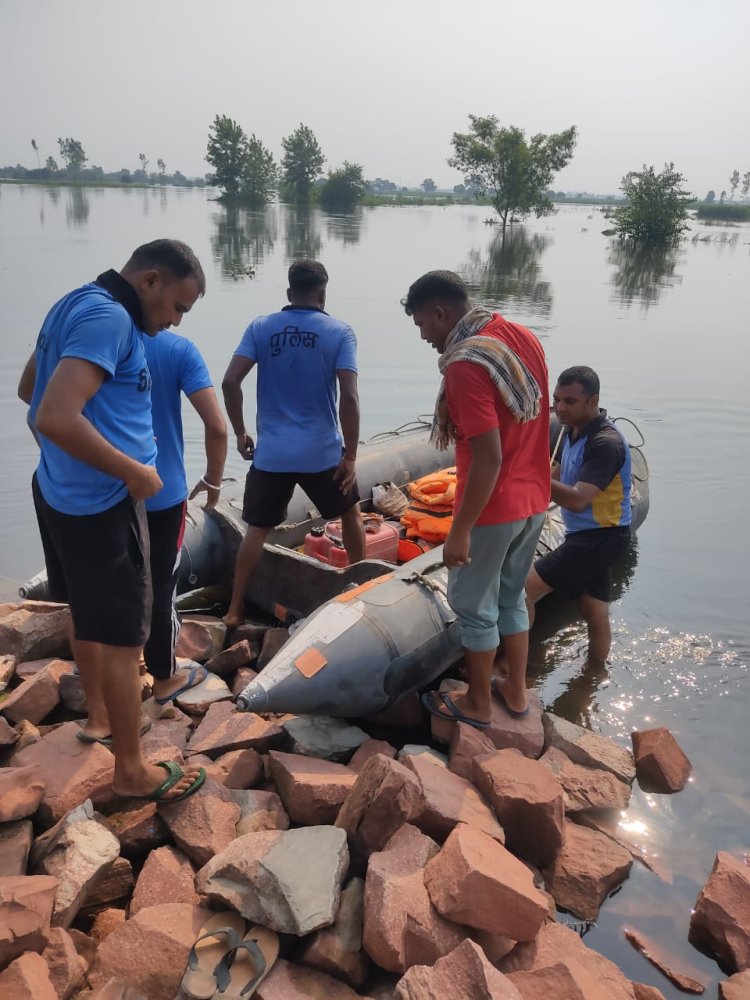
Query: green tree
[
  {"left": 157, "top": 158, "right": 166, "bottom": 175},
  {"left": 319, "top": 161, "right": 366, "bottom": 211},
  {"left": 421, "top": 177, "right": 437, "bottom": 193},
  {"left": 448, "top": 115, "right": 577, "bottom": 231},
  {"left": 31, "top": 139, "right": 40, "bottom": 169},
  {"left": 614, "top": 163, "right": 693, "bottom": 245},
  {"left": 45, "top": 156, "right": 59, "bottom": 173},
  {"left": 240, "top": 135, "right": 278, "bottom": 206},
  {"left": 57, "top": 137, "right": 87, "bottom": 175},
  {"left": 281, "top": 124, "right": 325, "bottom": 201},
  {"left": 206, "top": 115, "right": 250, "bottom": 199},
  {"left": 705, "top": 190, "right": 716, "bottom": 203},
  {"left": 138, "top": 153, "right": 149, "bottom": 174},
  {"left": 742, "top": 171, "right": 750, "bottom": 199},
  {"left": 729, "top": 169, "right": 740, "bottom": 201}
]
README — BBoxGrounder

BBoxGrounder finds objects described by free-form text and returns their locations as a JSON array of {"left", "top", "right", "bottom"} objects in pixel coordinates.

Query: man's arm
[
  {"left": 222, "top": 355, "right": 256, "bottom": 460},
  {"left": 444, "top": 428, "right": 503, "bottom": 568},
  {"left": 552, "top": 433, "right": 624, "bottom": 512},
  {"left": 186, "top": 387, "right": 228, "bottom": 510},
  {"left": 18, "top": 352, "right": 36, "bottom": 404},
  {"left": 333, "top": 369, "right": 360, "bottom": 493},
  {"left": 35, "top": 357, "right": 161, "bottom": 501},
  {"left": 551, "top": 478, "right": 600, "bottom": 513}
]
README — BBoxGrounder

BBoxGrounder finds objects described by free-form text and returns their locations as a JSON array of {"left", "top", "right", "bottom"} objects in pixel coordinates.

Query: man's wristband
[{"left": 201, "top": 476, "right": 222, "bottom": 491}]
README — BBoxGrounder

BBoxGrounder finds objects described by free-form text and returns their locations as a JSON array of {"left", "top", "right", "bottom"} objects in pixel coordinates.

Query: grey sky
[{"left": 1, "top": 0, "right": 747, "bottom": 197}]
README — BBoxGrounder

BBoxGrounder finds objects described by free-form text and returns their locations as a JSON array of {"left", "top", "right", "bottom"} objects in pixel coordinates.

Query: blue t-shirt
[
  {"left": 30, "top": 283, "right": 157, "bottom": 516},
  {"left": 560, "top": 414, "right": 632, "bottom": 533},
  {"left": 143, "top": 331, "right": 213, "bottom": 512},
  {"left": 234, "top": 306, "right": 357, "bottom": 473}
]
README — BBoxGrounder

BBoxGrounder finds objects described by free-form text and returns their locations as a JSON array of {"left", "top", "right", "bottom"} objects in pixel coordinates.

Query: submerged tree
[
  {"left": 319, "top": 162, "right": 367, "bottom": 212},
  {"left": 241, "top": 136, "right": 278, "bottom": 206},
  {"left": 57, "top": 137, "right": 87, "bottom": 175},
  {"left": 45, "top": 156, "right": 58, "bottom": 173},
  {"left": 207, "top": 115, "right": 250, "bottom": 199},
  {"left": 281, "top": 124, "right": 325, "bottom": 202},
  {"left": 157, "top": 158, "right": 166, "bottom": 175},
  {"left": 614, "top": 163, "right": 693, "bottom": 245},
  {"left": 449, "top": 115, "right": 577, "bottom": 231},
  {"left": 729, "top": 169, "right": 740, "bottom": 201},
  {"left": 421, "top": 177, "right": 437, "bottom": 193},
  {"left": 743, "top": 172, "right": 750, "bottom": 199}
]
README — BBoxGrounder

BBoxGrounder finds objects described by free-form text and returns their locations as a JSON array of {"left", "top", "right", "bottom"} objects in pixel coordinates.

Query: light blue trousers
[{"left": 447, "top": 513, "right": 546, "bottom": 652}]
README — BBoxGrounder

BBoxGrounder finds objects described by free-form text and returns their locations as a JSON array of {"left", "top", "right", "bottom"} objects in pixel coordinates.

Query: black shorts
[
  {"left": 242, "top": 464, "right": 360, "bottom": 529},
  {"left": 535, "top": 526, "right": 630, "bottom": 603},
  {"left": 32, "top": 474, "right": 152, "bottom": 647}
]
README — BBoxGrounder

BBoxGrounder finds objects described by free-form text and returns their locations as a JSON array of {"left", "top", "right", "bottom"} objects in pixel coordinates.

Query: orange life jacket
[{"left": 400, "top": 467, "right": 457, "bottom": 543}]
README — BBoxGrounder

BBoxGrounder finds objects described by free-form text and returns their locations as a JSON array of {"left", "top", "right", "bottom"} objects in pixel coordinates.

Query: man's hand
[
  {"left": 551, "top": 461, "right": 561, "bottom": 482},
  {"left": 236, "top": 432, "right": 255, "bottom": 460},
  {"left": 125, "top": 464, "right": 162, "bottom": 501},
  {"left": 189, "top": 479, "right": 221, "bottom": 510},
  {"left": 443, "top": 526, "right": 472, "bottom": 569},
  {"left": 333, "top": 456, "right": 357, "bottom": 494}
]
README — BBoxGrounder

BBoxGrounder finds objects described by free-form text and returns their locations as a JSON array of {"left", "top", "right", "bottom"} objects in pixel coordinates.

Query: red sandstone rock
[
  {"left": 689, "top": 851, "right": 750, "bottom": 973},
  {"left": 59, "top": 672, "right": 88, "bottom": 715},
  {"left": 232, "top": 666, "right": 259, "bottom": 697},
  {"left": 15, "top": 657, "right": 58, "bottom": 682},
  {"left": 631, "top": 985, "right": 667, "bottom": 1000},
  {"left": 13, "top": 722, "right": 115, "bottom": 826},
  {"left": 67, "top": 927, "right": 98, "bottom": 968},
  {"left": 157, "top": 775, "right": 240, "bottom": 866},
  {"left": 88, "top": 902, "right": 212, "bottom": 999},
  {"left": 0, "top": 874, "right": 58, "bottom": 966},
  {"left": 508, "top": 959, "right": 612, "bottom": 999},
  {"left": 205, "top": 638, "right": 258, "bottom": 676},
  {"left": 447, "top": 722, "right": 496, "bottom": 781},
  {"left": 301, "top": 876, "right": 369, "bottom": 986},
  {"left": 129, "top": 846, "right": 198, "bottom": 915},
  {"left": 257, "top": 627, "right": 290, "bottom": 669},
  {"left": 0, "top": 602, "right": 71, "bottom": 661},
  {"left": 231, "top": 788, "right": 290, "bottom": 834},
  {"left": 473, "top": 749, "right": 565, "bottom": 867},
  {"left": 0, "top": 659, "right": 76, "bottom": 726},
  {"left": 106, "top": 800, "right": 169, "bottom": 857},
  {"left": 10, "top": 718, "right": 41, "bottom": 754},
  {"left": 365, "top": 693, "right": 423, "bottom": 729},
  {"left": 335, "top": 753, "right": 423, "bottom": 858},
  {"left": 0, "top": 950, "right": 57, "bottom": 999},
  {"left": 175, "top": 615, "right": 226, "bottom": 662},
  {"left": 402, "top": 753, "right": 504, "bottom": 843},
  {"left": 350, "top": 738, "right": 397, "bottom": 772},
  {"left": 631, "top": 727, "right": 692, "bottom": 793},
  {"left": 543, "top": 713, "right": 636, "bottom": 784},
  {"left": 0, "top": 654, "right": 15, "bottom": 690},
  {"left": 544, "top": 820, "right": 632, "bottom": 922},
  {"left": 719, "top": 970, "right": 750, "bottom": 999},
  {"left": 395, "top": 938, "right": 523, "bottom": 999},
  {"left": 83, "top": 856, "right": 134, "bottom": 909},
  {"left": 42, "top": 926, "right": 87, "bottom": 999},
  {"left": 255, "top": 958, "right": 367, "bottom": 999},
  {"left": 539, "top": 746, "right": 632, "bottom": 813},
  {"left": 363, "top": 823, "right": 466, "bottom": 974},
  {"left": 269, "top": 750, "right": 357, "bottom": 824},
  {"left": 186, "top": 701, "right": 284, "bottom": 758},
  {"left": 430, "top": 679, "right": 545, "bottom": 759},
  {"left": 0, "top": 818, "right": 33, "bottom": 876},
  {"left": 0, "top": 764, "right": 46, "bottom": 821},
  {"left": 90, "top": 908, "right": 126, "bottom": 942},
  {"left": 623, "top": 926, "right": 706, "bottom": 993},
  {"left": 0, "top": 715, "right": 18, "bottom": 747},
  {"left": 211, "top": 747, "right": 264, "bottom": 788},
  {"left": 424, "top": 823, "right": 548, "bottom": 941},
  {"left": 88, "top": 978, "right": 149, "bottom": 1000}
]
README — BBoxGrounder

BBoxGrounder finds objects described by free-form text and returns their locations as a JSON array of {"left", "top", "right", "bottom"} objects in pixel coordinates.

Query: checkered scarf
[{"left": 431, "top": 306, "right": 542, "bottom": 450}]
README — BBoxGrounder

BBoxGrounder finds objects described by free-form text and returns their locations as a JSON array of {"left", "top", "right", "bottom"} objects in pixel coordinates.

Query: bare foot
[
  {"left": 112, "top": 761, "right": 204, "bottom": 802},
  {"left": 222, "top": 611, "right": 244, "bottom": 630}
]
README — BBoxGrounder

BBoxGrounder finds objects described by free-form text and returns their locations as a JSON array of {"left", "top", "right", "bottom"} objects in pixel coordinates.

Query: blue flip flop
[
  {"left": 154, "top": 664, "right": 208, "bottom": 705},
  {"left": 421, "top": 690, "right": 491, "bottom": 730},
  {"left": 491, "top": 677, "right": 530, "bottom": 719}
]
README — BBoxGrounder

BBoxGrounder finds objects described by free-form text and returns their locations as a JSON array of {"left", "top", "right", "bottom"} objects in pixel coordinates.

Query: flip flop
[
  {"left": 214, "top": 925, "right": 280, "bottom": 998},
  {"left": 180, "top": 912, "right": 247, "bottom": 1000},
  {"left": 114, "top": 760, "right": 206, "bottom": 803},
  {"left": 421, "top": 690, "right": 490, "bottom": 729},
  {"left": 154, "top": 663, "right": 208, "bottom": 705},
  {"left": 491, "top": 677, "right": 530, "bottom": 719},
  {"left": 76, "top": 718, "right": 152, "bottom": 747}
]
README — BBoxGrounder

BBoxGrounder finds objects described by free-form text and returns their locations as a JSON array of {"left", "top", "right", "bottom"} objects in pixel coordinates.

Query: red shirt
[{"left": 444, "top": 314, "right": 550, "bottom": 526}]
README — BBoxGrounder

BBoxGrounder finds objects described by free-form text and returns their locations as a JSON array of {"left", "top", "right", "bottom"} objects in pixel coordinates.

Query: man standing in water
[
  {"left": 221, "top": 259, "right": 365, "bottom": 628},
  {"left": 403, "top": 271, "right": 550, "bottom": 726},
  {"left": 24, "top": 240, "right": 207, "bottom": 802},
  {"left": 526, "top": 366, "right": 631, "bottom": 669}
]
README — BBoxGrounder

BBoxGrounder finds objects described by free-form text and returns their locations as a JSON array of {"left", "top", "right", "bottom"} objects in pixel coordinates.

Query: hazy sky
[{"left": 1, "top": 0, "right": 747, "bottom": 196}]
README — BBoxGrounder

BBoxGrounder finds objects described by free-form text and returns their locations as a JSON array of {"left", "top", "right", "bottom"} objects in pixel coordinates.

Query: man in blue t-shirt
[
  {"left": 526, "top": 366, "right": 632, "bottom": 670},
  {"left": 19, "top": 240, "right": 207, "bottom": 804},
  {"left": 143, "top": 330, "right": 227, "bottom": 702},
  {"left": 221, "top": 259, "right": 365, "bottom": 628}
]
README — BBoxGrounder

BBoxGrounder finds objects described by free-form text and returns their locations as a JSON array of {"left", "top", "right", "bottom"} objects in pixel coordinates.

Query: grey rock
[
  {"left": 283, "top": 715, "right": 369, "bottom": 763},
  {"left": 543, "top": 713, "right": 636, "bottom": 784},
  {"left": 397, "top": 746, "right": 448, "bottom": 767}
]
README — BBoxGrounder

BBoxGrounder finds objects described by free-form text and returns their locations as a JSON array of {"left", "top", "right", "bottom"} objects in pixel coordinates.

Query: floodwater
[{"left": 1, "top": 183, "right": 748, "bottom": 995}]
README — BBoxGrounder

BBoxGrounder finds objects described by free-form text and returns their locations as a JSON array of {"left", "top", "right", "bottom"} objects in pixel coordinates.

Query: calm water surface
[{"left": 1, "top": 184, "right": 748, "bottom": 995}]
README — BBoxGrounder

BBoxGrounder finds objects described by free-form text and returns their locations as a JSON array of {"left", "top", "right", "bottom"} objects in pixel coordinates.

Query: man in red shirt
[{"left": 404, "top": 271, "right": 550, "bottom": 725}]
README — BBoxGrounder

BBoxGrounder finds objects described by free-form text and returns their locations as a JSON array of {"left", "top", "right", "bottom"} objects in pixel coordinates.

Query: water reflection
[
  {"left": 324, "top": 209, "right": 364, "bottom": 247},
  {"left": 47, "top": 186, "right": 61, "bottom": 205},
  {"left": 283, "top": 204, "right": 322, "bottom": 262},
  {"left": 65, "top": 187, "right": 90, "bottom": 228},
  {"left": 211, "top": 205, "right": 277, "bottom": 281},
  {"left": 461, "top": 226, "right": 553, "bottom": 316},
  {"left": 607, "top": 239, "right": 683, "bottom": 310}
]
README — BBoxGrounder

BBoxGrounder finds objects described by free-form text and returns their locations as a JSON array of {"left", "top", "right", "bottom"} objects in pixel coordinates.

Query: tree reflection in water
[
  {"left": 608, "top": 239, "right": 683, "bottom": 310},
  {"left": 65, "top": 187, "right": 90, "bottom": 228},
  {"left": 461, "top": 226, "right": 553, "bottom": 316},
  {"left": 282, "top": 203, "right": 322, "bottom": 262},
  {"left": 324, "top": 208, "right": 364, "bottom": 247},
  {"left": 211, "top": 205, "right": 277, "bottom": 281}
]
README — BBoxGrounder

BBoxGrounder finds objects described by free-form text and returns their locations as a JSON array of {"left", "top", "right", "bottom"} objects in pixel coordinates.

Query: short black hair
[
  {"left": 558, "top": 365, "right": 600, "bottom": 397},
  {"left": 402, "top": 270, "right": 469, "bottom": 315},
  {"left": 288, "top": 259, "right": 328, "bottom": 293},
  {"left": 127, "top": 239, "right": 206, "bottom": 295}
]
